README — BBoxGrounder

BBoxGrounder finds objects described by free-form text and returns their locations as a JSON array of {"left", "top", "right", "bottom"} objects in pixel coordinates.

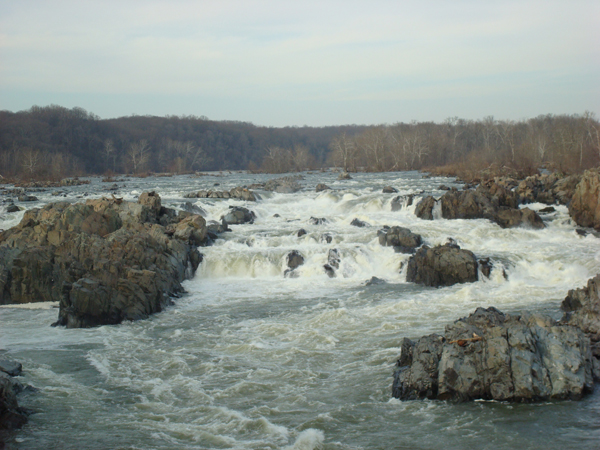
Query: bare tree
[
  {"left": 21, "top": 148, "right": 42, "bottom": 175},
  {"left": 128, "top": 140, "right": 150, "bottom": 174},
  {"left": 330, "top": 132, "right": 357, "bottom": 172}
]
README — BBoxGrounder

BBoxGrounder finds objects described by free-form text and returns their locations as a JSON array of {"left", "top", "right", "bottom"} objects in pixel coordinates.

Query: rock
[
  {"left": 569, "top": 169, "right": 600, "bottom": 230},
  {"left": 0, "top": 193, "right": 205, "bottom": 328},
  {"left": 180, "top": 202, "right": 206, "bottom": 216},
  {"left": 350, "top": 218, "right": 367, "bottom": 227},
  {"left": 222, "top": 206, "right": 256, "bottom": 225},
  {"left": 284, "top": 250, "right": 304, "bottom": 277},
  {"left": 382, "top": 186, "right": 398, "bottom": 193},
  {"left": 1, "top": 373, "right": 28, "bottom": 430},
  {"left": 184, "top": 187, "right": 257, "bottom": 201},
  {"left": 393, "top": 307, "right": 595, "bottom": 402},
  {"left": 439, "top": 185, "right": 451, "bottom": 191},
  {"left": 324, "top": 248, "right": 341, "bottom": 278},
  {"left": 414, "top": 196, "right": 436, "bottom": 220},
  {"left": 316, "top": 183, "right": 331, "bottom": 192},
  {"left": 320, "top": 234, "right": 333, "bottom": 244},
  {"left": 309, "top": 217, "right": 327, "bottom": 225},
  {"left": 297, "top": 228, "right": 307, "bottom": 237},
  {"left": 391, "top": 195, "right": 413, "bottom": 212},
  {"left": 338, "top": 172, "right": 352, "bottom": 180},
  {"left": 538, "top": 206, "right": 556, "bottom": 214},
  {"left": 378, "top": 226, "right": 422, "bottom": 253},
  {"left": 478, "top": 258, "right": 493, "bottom": 278},
  {"left": 264, "top": 176, "right": 303, "bottom": 193},
  {"left": 495, "top": 207, "right": 545, "bottom": 229},
  {"left": 406, "top": 244, "right": 478, "bottom": 287},
  {"left": 0, "top": 360, "right": 22, "bottom": 377},
  {"left": 561, "top": 274, "right": 600, "bottom": 379},
  {"left": 17, "top": 195, "right": 38, "bottom": 202},
  {"left": 437, "top": 188, "right": 544, "bottom": 229},
  {"left": 365, "top": 276, "right": 386, "bottom": 286},
  {"left": 6, "top": 204, "right": 20, "bottom": 213}
]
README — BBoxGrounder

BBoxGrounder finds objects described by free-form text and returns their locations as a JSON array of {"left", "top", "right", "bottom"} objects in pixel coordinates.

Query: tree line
[{"left": 0, "top": 104, "right": 598, "bottom": 180}]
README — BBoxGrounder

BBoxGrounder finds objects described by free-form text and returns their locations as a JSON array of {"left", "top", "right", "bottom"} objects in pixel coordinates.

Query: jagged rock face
[
  {"left": 562, "top": 274, "right": 600, "bottom": 379},
  {"left": 434, "top": 188, "right": 545, "bottom": 229},
  {"left": 569, "top": 169, "right": 600, "bottom": 230},
  {"left": 393, "top": 307, "right": 595, "bottom": 402},
  {"left": 406, "top": 244, "right": 478, "bottom": 287},
  {"left": 0, "top": 193, "right": 206, "bottom": 328},
  {"left": 516, "top": 173, "right": 581, "bottom": 205}
]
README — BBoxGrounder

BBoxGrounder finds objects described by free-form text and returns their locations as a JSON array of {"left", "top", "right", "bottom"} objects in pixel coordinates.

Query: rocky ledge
[
  {"left": 0, "top": 192, "right": 207, "bottom": 328},
  {"left": 393, "top": 273, "right": 600, "bottom": 403},
  {"left": 393, "top": 306, "right": 595, "bottom": 402}
]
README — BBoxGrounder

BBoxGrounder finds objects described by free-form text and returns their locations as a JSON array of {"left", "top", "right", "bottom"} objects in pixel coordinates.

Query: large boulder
[
  {"left": 393, "top": 307, "right": 595, "bottom": 402},
  {"left": 569, "top": 169, "right": 600, "bottom": 230},
  {"left": 378, "top": 226, "right": 422, "bottom": 253},
  {"left": 221, "top": 206, "right": 256, "bottom": 225},
  {"left": 406, "top": 244, "right": 478, "bottom": 287},
  {"left": 495, "top": 207, "right": 545, "bottom": 229},
  {"left": 562, "top": 274, "right": 600, "bottom": 379},
  {"left": 0, "top": 193, "right": 206, "bottom": 327},
  {"left": 414, "top": 196, "right": 437, "bottom": 220}
]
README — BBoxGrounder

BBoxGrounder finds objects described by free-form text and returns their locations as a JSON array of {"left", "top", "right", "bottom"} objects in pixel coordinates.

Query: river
[{"left": 1, "top": 170, "right": 599, "bottom": 449}]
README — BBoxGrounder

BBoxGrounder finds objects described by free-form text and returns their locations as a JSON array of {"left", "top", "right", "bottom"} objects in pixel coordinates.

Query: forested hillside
[{"left": 0, "top": 105, "right": 598, "bottom": 180}]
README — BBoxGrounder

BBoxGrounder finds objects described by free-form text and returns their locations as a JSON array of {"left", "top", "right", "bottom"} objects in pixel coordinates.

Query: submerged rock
[
  {"left": 284, "top": 250, "right": 304, "bottom": 277},
  {"left": 0, "top": 193, "right": 206, "bottom": 328},
  {"left": 315, "top": 183, "right": 330, "bottom": 192},
  {"left": 393, "top": 307, "right": 595, "bottom": 402},
  {"left": 406, "top": 244, "right": 478, "bottom": 287}
]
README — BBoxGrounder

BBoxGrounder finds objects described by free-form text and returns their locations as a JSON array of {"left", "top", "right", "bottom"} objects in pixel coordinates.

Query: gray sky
[{"left": 1, "top": 0, "right": 598, "bottom": 126}]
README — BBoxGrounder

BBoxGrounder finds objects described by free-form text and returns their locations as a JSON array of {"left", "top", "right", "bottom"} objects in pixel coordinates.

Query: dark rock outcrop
[
  {"left": 0, "top": 192, "right": 206, "bottom": 328},
  {"left": 309, "top": 217, "right": 327, "bottom": 225},
  {"left": 423, "top": 187, "right": 545, "bottom": 229},
  {"left": 264, "top": 176, "right": 303, "bottom": 193},
  {"left": 391, "top": 194, "right": 414, "bottom": 212},
  {"left": 315, "top": 183, "right": 330, "bottom": 192},
  {"left": 382, "top": 186, "right": 398, "bottom": 193},
  {"left": 350, "top": 218, "right": 367, "bottom": 228},
  {"left": 406, "top": 244, "right": 478, "bottom": 287},
  {"left": 284, "top": 250, "right": 304, "bottom": 277},
  {"left": 378, "top": 226, "right": 422, "bottom": 254},
  {"left": 221, "top": 206, "right": 256, "bottom": 225},
  {"left": 183, "top": 187, "right": 257, "bottom": 201},
  {"left": 414, "top": 196, "right": 437, "bottom": 220},
  {"left": 562, "top": 274, "right": 600, "bottom": 379},
  {"left": 1, "top": 360, "right": 28, "bottom": 430},
  {"left": 393, "top": 307, "right": 594, "bottom": 402},
  {"left": 323, "top": 248, "right": 340, "bottom": 278},
  {"left": 569, "top": 169, "right": 600, "bottom": 230}
]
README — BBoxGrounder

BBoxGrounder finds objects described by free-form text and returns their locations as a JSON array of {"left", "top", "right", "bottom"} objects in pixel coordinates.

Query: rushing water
[{"left": 1, "top": 171, "right": 599, "bottom": 450}]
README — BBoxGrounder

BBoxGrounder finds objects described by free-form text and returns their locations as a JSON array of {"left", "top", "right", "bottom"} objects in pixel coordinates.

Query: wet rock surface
[
  {"left": 378, "top": 226, "right": 422, "bottom": 254},
  {"left": 561, "top": 274, "right": 600, "bottom": 379},
  {"left": 569, "top": 169, "right": 600, "bottom": 230},
  {"left": 0, "top": 359, "right": 28, "bottom": 430},
  {"left": 406, "top": 243, "right": 478, "bottom": 287},
  {"left": 0, "top": 192, "right": 206, "bottom": 328},
  {"left": 393, "top": 307, "right": 595, "bottom": 402}
]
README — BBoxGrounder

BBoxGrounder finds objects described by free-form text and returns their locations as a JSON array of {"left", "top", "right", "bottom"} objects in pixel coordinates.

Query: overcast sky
[{"left": 1, "top": 0, "right": 598, "bottom": 126}]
